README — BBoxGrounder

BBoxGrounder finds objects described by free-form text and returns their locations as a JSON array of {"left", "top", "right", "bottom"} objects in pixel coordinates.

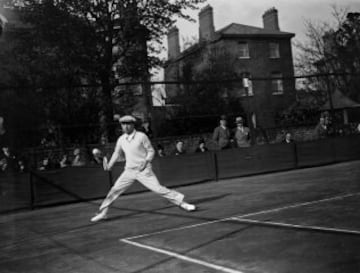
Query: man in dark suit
[
  {"left": 212, "top": 115, "right": 231, "bottom": 150},
  {"left": 233, "top": 116, "right": 251, "bottom": 148}
]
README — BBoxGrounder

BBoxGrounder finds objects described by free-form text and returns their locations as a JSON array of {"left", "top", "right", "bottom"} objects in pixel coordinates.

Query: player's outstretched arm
[{"left": 104, "top": 140, "right": 123, "bottom": 171}]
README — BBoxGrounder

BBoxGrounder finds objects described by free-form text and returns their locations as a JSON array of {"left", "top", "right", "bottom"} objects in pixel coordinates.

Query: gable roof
[
  {"left": 321, "top": 90, "right": 360, "bottom": 110},
  {"left": 217, "top": 23, "right": 295, "bottom": 38}
]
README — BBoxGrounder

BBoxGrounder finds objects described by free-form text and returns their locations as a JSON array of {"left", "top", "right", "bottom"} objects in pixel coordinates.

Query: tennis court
[{"left": 1, "top": 160, "right": 360, "bottom": 273}]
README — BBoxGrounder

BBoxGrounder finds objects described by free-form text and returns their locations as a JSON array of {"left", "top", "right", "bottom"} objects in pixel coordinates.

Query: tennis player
[{"left": 91, "top": 115, "right": 196, "bottom": 222}]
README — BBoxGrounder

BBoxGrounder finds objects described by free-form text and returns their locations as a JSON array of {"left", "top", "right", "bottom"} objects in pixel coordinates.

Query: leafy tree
[
  {"left": 296, "top": 7, "right": 360, "bottom": 103},
  {"left": 1, "top": 0, "right": 205, "bottom": 146},
  {"left": 164, "top": 48, "right": 246, "bottom": 135}
]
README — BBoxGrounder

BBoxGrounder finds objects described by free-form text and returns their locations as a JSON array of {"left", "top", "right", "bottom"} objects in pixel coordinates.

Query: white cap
[{"left": 119, "top": 115, "right": 136, "bottom": 123}]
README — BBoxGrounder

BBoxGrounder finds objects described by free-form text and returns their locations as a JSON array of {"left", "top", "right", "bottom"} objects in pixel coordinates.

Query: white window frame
[
  {"left": 242, "top": 73, "right": 253, "bottom": 96},
  {"left": 238, "top": 42, "right": 250, "bottom": 59},
  {"left": 269, "top": 42, "right": 280, "bottom": 59},
  {"left": 271, "top": 72, "right": 284, "bottom": 95}
]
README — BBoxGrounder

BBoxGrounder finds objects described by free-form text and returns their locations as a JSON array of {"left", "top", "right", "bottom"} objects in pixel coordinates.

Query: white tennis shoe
[
  {"left": 179, "top": 202, "right": 196, "bottom": 212},
  {"left": 90, "top": 210, "right": 108, "bottom": 222}
]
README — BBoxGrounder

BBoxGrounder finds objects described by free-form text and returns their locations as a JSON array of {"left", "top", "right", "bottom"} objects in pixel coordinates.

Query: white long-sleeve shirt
[{"left": 110, "top": 130, "right": 155, "bottom": 170}]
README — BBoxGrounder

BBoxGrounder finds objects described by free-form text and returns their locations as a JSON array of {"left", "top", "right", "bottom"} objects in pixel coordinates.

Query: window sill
[
  {"left": 272, "top": 92, "right": 284, "bottom": 96},
  {"left": 269, "top": 56, "right": 280, "bottom": 59},
  {"left": 238, "top": 56, "right": 251, "bottom": 59}
]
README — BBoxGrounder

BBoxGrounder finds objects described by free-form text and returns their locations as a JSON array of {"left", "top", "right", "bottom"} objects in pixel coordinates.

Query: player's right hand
[{"left": 103, "top": 157, "right": 110, "bottom": 171}]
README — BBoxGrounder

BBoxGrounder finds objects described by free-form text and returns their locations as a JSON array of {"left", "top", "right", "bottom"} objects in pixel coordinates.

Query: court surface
[{"left": 1, "top": 160, "right": 360, "bottom": 273}]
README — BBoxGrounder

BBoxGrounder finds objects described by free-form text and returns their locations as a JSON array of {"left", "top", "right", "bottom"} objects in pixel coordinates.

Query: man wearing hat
[
  {"left": 233, "top": 116, "right": 251, "bottom": 148},
  {"left": 91, "top": 115, "right": 196, "bottom": 222},
  {"left": 212, "top": 115, "right": 231, "bottom": 150}
]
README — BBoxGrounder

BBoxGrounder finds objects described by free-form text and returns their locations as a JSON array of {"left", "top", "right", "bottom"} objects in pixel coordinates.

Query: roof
[
  {"left": 0, "top": 7, "right": 30, "bottom": 30},
  {"left": 321, "top": 90, "right": 360, "bottom": 110},
  {"left": 217, "top": 23, "right": 295, "bottom": 38}
]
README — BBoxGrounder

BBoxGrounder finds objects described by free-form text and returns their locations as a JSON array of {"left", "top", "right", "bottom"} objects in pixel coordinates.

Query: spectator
[
  {"left": 283, "top": 132, "right": 294, "bottom": 144},
  {"left": 233, "top": 116, "right": 250, "bottom": 148},
  {"left": 17, "top": 157, "right": 27, "bottom": 173},
  {"left": 38, "top": 157, "right": 51, "bottom": 171},
  {"left": 91, "top": 148, "right": 103, "bottom": 165},
  {"left": 140, "top": 119, "right": 153, "bottom": 139},
  {"left": 0, "top": 146, "right": 18, "bottom": 172},
  {"left": 0, "top": 158, "right": 7, "bottom": 172},
  {"left": 72, "top": 148, "right": 86, "bottom": 166},
  {"left": 59, "top": 154, "right": 70, "bottom": 168},
  {"left": 0, "top": 116, "right": 9, "bottom": 148},
  {"left": 314, "top": 116, "right": 328, "bottom": 139},
  {"left": 356, "top": 123, "right": 360, "bottom": 134},
  {"left": 156, "top": 144, "right": 166, "bottom": 157},
  {"left": 212, "top": 115, "right": 231, "bottom": 150},
  {"left": 174, "top": 140, "right": 186, "bottom": 156},
  {"left": 195, "top": 138, "right": 208, "bottom": 153}
]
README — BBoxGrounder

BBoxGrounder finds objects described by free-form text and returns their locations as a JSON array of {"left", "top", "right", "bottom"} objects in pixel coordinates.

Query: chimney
[
  {"left": 167, "top": 27, "right": 180, "bottom": 59},
  {"left": 262, "top": 7, "right": 280, "bottom": 31},
  {"left": 199, "top": 5, "right": 215, "bottom": 41}
]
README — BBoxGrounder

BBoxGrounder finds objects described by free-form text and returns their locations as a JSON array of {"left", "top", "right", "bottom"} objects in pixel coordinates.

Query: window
[
  {"left": 271, "top": 72, "right": 283, "bottom": 95},
  {"left": 269, "top": 43, "right": 280, "bottom": 58},
  {"left": 238, "top": 42, "right": 250, "bottom": 58},
  {"left": 240, "top": 72, "right": 253, "bottom": 96},
  {"left": 243, "top": 72, "right": 253, "bottom": 96}
]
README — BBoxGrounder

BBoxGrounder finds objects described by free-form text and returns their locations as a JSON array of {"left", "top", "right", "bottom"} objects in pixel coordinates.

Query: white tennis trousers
[{"left": 99, "top": 166, "right": 184, "bottom": 211}]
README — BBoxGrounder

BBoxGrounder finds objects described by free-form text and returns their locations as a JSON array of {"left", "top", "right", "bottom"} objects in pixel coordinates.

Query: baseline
[{"left": 121, "top": 239, "right": 244, "bottom": 273}]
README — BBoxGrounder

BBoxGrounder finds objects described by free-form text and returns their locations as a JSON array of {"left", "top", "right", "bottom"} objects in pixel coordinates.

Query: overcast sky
[{"left": 175, "top": 0, "right": 360, "bottom": 49}]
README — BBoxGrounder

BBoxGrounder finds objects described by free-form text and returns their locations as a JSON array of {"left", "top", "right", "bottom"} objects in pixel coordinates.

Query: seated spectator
[
  {"left": 91, "top": 148, "right": 103, "bottom": 165},
  {"left": 0, "top": 146, "right": 18, "bottom": 172},
  {"left": 314, "top": 116, "right": 328, "bottom": 139},
  {"left": 212, "top": 115, "right": 231, "bottom": 150},
  {"left": 195, "top": 139, "right": 208, "bottom": 153},
  {"left": 233, "top": 116, "right": 251, "bottom": 148},
  {"left": 0, "top": 116, "right": 9, "bottom": 148},
  {"left": 357, "top": 123, "right": 360, "bottom": 134},
  {"left": 38, "top": 157, "right": 51, "bottom": 171},
  {"left": 17, "top": 157, "right": 27, "bottom": 173},
  {"left": 156, "top": 144, "right": 166, "bottom": 157},
  {"left": 0, "top": 158, "right": 7, "bottom": 172},
  {"left": 59, "top": 154, "right": 70, "bottom": 168},
  {"left": 174, "top": 140, "right": 186, "bottom": 156},
  {"left": 283, "top": 132, "right": 294, "bottom": 144},
  {"left": 72, "top": 148, "right": 86, "bottom": 166}
]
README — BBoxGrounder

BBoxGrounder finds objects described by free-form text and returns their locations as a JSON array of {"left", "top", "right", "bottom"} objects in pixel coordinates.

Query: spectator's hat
[
  {"left": 235, "top": 116, "right": 244, "bottom": 124},
  {"left": 119, "top": 115, "right": 136, "bottom": 124}
]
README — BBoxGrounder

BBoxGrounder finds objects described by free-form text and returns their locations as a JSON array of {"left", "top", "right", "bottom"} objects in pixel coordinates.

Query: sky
[{"left": 175, "top": 0, "right": 360, "bottom": 50}]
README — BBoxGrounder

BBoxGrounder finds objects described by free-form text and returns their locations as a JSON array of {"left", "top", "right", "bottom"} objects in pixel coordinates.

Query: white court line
[
  {"left": 231, "top": 218, "right": 360, "bottom": 236},
  {"left": 123, "top": 192, "right": 360, "bottom": 240},
  {"left": 121, "top": 239, "right": 244, "bottom": 273}
]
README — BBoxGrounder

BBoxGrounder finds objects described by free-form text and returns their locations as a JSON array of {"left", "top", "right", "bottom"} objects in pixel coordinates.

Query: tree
[
  {"left": 2, "top": 0, "right": 206, "bottom": 145},
  {"left": 296, "top": 7, "right": 360, "bottom": 103},
  {"left": 164, "top": 47, "right": 246, "bottom": 135}
]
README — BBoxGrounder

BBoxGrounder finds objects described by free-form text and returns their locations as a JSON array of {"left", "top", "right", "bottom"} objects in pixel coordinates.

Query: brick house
[{"left": 164, "top": 5, "right": 296, "bottom": 128}]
